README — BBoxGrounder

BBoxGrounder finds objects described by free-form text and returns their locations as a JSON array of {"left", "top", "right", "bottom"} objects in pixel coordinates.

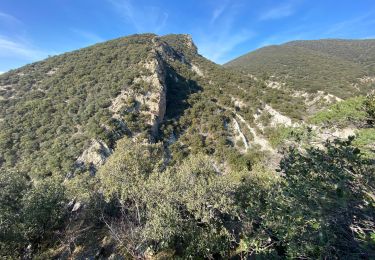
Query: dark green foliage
[
  {"left": 0, "top": 172, "right": 67, "bottom": 258},
  {"left": 0, "top": 34, "right": 157, "bottom": 178},
  {"left": 274, "top": 137, "right": 375, "bottom": 258},
  {"left": 145, "top": 156, "right": 239, "bottom": 258},
  {"left": 364, "top": 94, "right": 375, "bottom": 125},
  {"left": 22, "top": 179, "right": 67, "bottom": 241},
  {"left": 286, "top": 39, "right": 375, "bottom": 70},
  {"left": 309, "top": 96, "right": 367, "bottom": 126},
  {"left": 97, "top": 134, "right": 375, "bottom": 258},
  {"left": 98, "top": 136, "right": 265, "bottom": 258},
  {"left": 225, "top": 39, "right": 375, "bottom": 98},
  {"left": 0, "top": 171, "right": 29, "bottom": 255},
  {"left": 99, "top": 147, "right": 242, "bottom": 258}
]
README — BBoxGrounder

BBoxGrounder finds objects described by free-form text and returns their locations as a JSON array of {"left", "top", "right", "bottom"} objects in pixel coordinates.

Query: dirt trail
[
  {"left": 218, "top": 102, "right": 273, "bottom": 152},
  {"left": 234, "top": 113, "right": 273, "bottom": 152},
  {"left": 232, "top": 118, "right": 250, "bottom": 150}
]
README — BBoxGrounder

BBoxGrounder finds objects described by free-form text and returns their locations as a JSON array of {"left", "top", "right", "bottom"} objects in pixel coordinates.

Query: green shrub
[
  {"left": 309, "top": 96, "right": 366, "bottom": 126},
  {"left": 22, "top": 178, "right": 67, "bottom": 241},
  {"left": 0, "top": 172, "right": 29, "bottom": 257}
]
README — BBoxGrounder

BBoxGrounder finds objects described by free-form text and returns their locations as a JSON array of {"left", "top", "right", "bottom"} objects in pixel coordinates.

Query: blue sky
[{"left": 0, "top": 0, "right": 374, "bottom": 72}]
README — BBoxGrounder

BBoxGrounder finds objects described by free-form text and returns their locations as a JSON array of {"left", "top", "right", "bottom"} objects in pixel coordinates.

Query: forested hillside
[
  {"left": 225, "top": 39, "right": 375, "bottom": 98},
  {"left": 286, "top": 39, "right": 375, "bottom": 70},
  {"left": 0, "top": 34, "right": 374, "bottom": 259}
]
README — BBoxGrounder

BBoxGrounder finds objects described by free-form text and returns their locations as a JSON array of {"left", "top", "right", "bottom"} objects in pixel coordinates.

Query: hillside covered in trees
[
  {"left": 225, "top": 39, "right": 375, "bottom": 98},
  {"left": 0, "top": 34, "right": 374, "bottom": 259}
]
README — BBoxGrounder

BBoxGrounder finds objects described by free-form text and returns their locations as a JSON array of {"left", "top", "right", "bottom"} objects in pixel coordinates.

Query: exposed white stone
[
  {"left": 109, "top": 38, "right": 168, "bottom": 138},
  {"left": 109, "top": 90, "right": 130, "bottom": 113},
  {"left": 234, "top": 113, "right": 273, "bottom": 152},
  {"left": 264, "top": 104, "right": 299, "bottom": 127},
  {"left": 46, "top": 68, "right": 58, "bottom": 75},
  {"left": 0, "top": 84, "right": 12, "bottom": 91},
  {"left": 359, "top": 76, "right": 375, "bottom": 84},
  {"left": 232, "top": 118, "right": 249, "bottom": 151},
  {"left": 317, "top": 127, "right": 356, "bottom": 140},
  {"left": 71, "top": 201, "right": 82, "bottom": 212},
  {"left": 191, "top": 64, "right": 203, "bottom": 76},
  {"left": 231, "top": 96, "right": 247, "bottom": 108},
  {"left": 292, "top": 90, "right": 342, "bottom": 107},
  {"left": 76, "top": 139, "right": 112, "bottom": 169},
  {"left": 265, "top": 80, "right": 284, "bottom": 89}
]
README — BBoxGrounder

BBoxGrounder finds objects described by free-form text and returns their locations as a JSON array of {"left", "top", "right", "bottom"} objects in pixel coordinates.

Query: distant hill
[
  {"left": 225, "top": 39, "right": 375, "bottom": 98},
  {"left": 285, "top": 39, "right": 375, "bottom": 68}
]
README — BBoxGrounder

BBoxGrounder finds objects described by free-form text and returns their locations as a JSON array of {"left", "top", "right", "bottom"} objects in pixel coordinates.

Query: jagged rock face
[
  {"left": 143, "top": 43, "right": 167, "bottom": 137},
  {"left": 181, "top": 34, "right": 198, "bottom": 53},
  {"left": 160, "top": 34, "right": 199, "bottom": 57},
  {"left": 107, "top": 50, "right": 167, "bottom": 138},
  {"left": 107, "top": 36, "right": 188, "bottom": 139}
]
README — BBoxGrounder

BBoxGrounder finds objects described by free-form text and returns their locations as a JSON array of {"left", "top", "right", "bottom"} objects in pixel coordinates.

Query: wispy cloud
[
  {"left": 0, "top": 11, "right": 21, "bottom": 25},
  {"left": 0, "top": 35, "right": 50, "bottom": 60},
  {"left": 200, "top": 31, "right": 255, "bottom": 64},
  {"left": 361, "top": 35, "right": 375, "bottom": 39},
  {"left": 257, "top": 34, "right": 302, "bottom": 48},
  {"left": 259, "top": 3, "right": 295, "bottom": 21},
  {"left": 210, "top": 1, "right": 230, "bottom": 24},
  {"left": 0, "top": 11, "right": 43, "bottom": 60},
  {"left": 71, "top": 29, "right": 104, "bottom": 44},
  {"left": 324, "top": 12, "right": 375, "bottom": 38},
  {"left": 0, "top": 11, "right": 52, "bottom": 67},
  {"left": 108, "top": 0, "right": 168, "bottom": 33},
  {"left": 196, "top": 2, "right": 255, "bottom": 64}
]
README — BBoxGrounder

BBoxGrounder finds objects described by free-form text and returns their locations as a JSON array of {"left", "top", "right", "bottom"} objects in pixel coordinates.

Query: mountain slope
[
  {"left": 285, "top": 39, "right": 375, "bottom": 70},
  {"left": 1, "top": 34, "right": 171, "bottom": 178},
  {"left": 0, "top": 33, "right": 312, "bottom": 179},
  {"left": 0, "top": 34, "right": 374, "bottom": 259},
  {"left": 225, "top": 39, "right": 375, "bottom": 98}
]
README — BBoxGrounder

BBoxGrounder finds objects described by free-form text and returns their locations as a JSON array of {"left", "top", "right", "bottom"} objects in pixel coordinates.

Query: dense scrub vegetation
[
  {"left": 2, "top": 134, "right": 373, "bottom": 259},
  {"left": 225, "top": 39, "right": 375, "bottom": 98},
  {"left": 0, "top": 34, "right": 374, "bottom": 258},
  {"left": 0, "top": 34, "right": 160, "bottom": 179},
  {"left": 309, "top": 94, "right": 375, "bottom": 158},
  {"left": 309, "top": 96, "right": 367, "bottom": 126},
  {"left": 3, "top": 133, "right": 373, "bottom": 259},
  {"left": 286, "top": 39, "right": 375, "bottom": 73}
]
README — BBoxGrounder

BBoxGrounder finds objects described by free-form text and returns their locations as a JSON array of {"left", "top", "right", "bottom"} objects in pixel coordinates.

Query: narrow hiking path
[
  {"left": 232, "top": 117, "right": 250, "bottom": 150},
  {"left": 218, "top": 102, "right": 274, "bottom": 152},
  {"left": 234, "top": 113, "right": 273, "bottom": 152}
]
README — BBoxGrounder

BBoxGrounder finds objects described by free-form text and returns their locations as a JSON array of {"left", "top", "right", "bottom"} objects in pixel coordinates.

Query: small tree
[
  {"left": 364, "top": 94, "right": 375, "bottom": 125},
  {"left": 22, "top": 178, "right": 67, "bottom": 242},
  {"left": 0, "top": 171, "right": 29, "bottom": 257}
]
